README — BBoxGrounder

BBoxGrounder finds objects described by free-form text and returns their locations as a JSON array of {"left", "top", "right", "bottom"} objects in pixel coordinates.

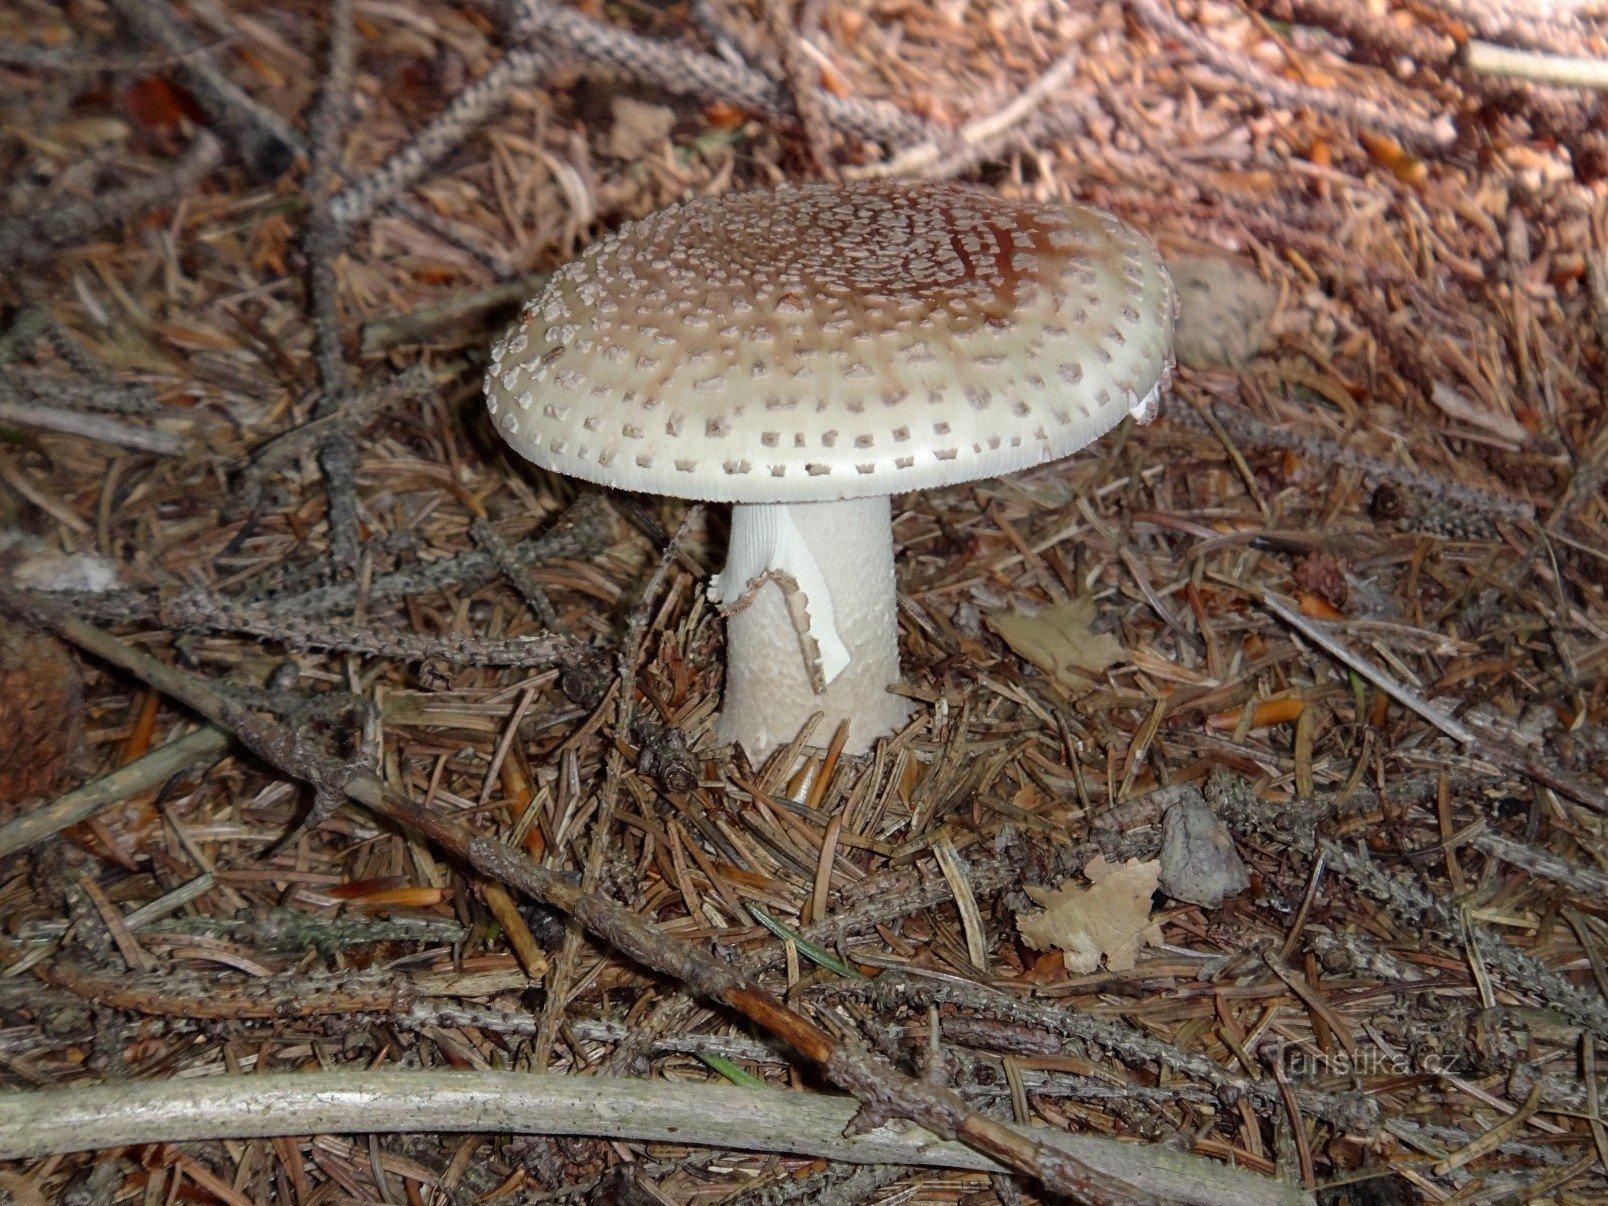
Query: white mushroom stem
[{"left": 712, "top": 496, "right": 914, "bottom": 759}]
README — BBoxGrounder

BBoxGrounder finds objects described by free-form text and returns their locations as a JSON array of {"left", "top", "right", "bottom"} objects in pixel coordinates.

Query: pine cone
[{"left": 0, "top": 620, "right": 82, "bottom": 805}]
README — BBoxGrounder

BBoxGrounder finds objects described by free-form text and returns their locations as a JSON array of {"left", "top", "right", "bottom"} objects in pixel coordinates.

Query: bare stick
[
  {"left": 0, "top": 727, "right": 229, "bottom": 859},
  {"left": 0, "top": 399, "right": 183, "bottom": 455},
  {"left": 303, "top": 0, "right": 361, "bottom": 572},
  {"left": 102, "top": 0, "right": 303, "bottom": 177},
  {"left": 1, "top": 593, "right": 1193, "bottom": 1205},
  {"left": 0, "top": 1071, "right": 1306, "bottom": 1202},
  {"left": 1475, "top": 831, "right": 1608, "bottom": 901},
  {"left": 0, "top": 134, "right": 223, "bottom": 265},
  {"left": 1126, "top": 0, "right": 1455, "bottom": 151},
  {"left": 329, "top": 47, "right": 556, "bottom": 225},
  {"left": 359, "top": 274, "right": 550, "bottom": 354},
  {"left": 1462, "top": 40, "right": 1608, "bottom": 91}
]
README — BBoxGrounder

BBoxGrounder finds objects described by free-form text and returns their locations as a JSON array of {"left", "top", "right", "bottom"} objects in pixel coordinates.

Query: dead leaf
[
  {"left": 124, "top": 76, "right": 205, "bottom": 132},
  {"left": 1015, "top": 856, "right": 1165, "bottom": 973},
  {"left": 987, "top": 596, "right": 1125, "bottom": 684},
  {"left": 606, "top": 96, "right": 677, "bottom": 160}
]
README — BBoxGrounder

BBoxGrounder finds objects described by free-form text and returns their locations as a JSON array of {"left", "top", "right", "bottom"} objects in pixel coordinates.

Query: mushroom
[{"left": 484, "top": 183, "right": 1175, "bottom": 759}]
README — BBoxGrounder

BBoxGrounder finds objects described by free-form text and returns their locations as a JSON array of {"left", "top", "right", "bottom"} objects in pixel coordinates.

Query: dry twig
[
  {"left": 102, "top": 0, "right": 303, "bottom": 176},
  {"left": 0, "top": 1070, "right": 1306, "bottom": 1202},
  {"left": 302, "top": 0, "right": 362, "bottom": 573},
  {"left": 0, "top": 400, "right": 182, "bottom": 455},
  {"left": 0, "top": 133, "right": 223, "bottom": 265},
  {"left": 1462, "top": 40, "right": 1608, "bottom": 90},
  {"left": 329, "top": 47, "right": 557, "bottom": 225}
]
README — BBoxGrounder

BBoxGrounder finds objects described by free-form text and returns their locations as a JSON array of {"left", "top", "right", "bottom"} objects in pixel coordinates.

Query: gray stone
[{"left": 1159, "top": 797, "right": 1250, "bottom": 908}]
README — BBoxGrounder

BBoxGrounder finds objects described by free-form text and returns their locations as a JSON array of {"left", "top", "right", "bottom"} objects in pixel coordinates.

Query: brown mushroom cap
[{"left": 485, "top": 182, "right": 1175, "bottom": 503}]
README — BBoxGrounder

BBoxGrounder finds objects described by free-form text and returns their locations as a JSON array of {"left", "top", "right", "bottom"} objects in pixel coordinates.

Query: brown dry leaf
[
  {"left": 987, "top": 596, "right": 1126, "bottom": 684},
  {"left": 1016, "top": 856, "right": 1165, "bottom": 973}
]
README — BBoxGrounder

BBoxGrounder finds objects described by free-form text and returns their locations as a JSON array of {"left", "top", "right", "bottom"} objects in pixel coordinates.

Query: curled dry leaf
[
  {"left": 1015, "top": 855, "right": 1165, "bottom": 974},
  {"left": 987, "top": 596, "right": 1126, "bottom": 686}
]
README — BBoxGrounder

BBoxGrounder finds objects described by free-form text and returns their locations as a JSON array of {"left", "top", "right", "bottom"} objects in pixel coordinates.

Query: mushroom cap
[{"left": 485, "top": 183, "right": 1175, "bottom": 503}]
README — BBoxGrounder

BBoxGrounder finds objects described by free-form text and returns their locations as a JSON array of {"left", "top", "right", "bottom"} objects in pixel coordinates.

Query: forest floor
[{"left": 0, "top": 0, "right": 1605, "bottom": 1202}]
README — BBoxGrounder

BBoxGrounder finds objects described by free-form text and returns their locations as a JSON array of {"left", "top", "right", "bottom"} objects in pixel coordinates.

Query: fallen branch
[
  {"left": 864, "top": 969, "right": 1375, "bottom": 1132},
  {"left": 266, "top": 490, "right": 615, "bottom": 618},
  {"left": 52, "top": 493, "right": 618, "bottom": 628},
  {"left": 0, "top": 726, "right": 229, "bottom": 860},
  {"left": 508, "top": 0, "right": 933, "bottom": 147},
  {"left": 233, "top": 363, "right": 434, "bottom": 511},
  {"left": 1206, "top": 770, "right": 1608, "bottom": 1039},
  {"left": 759, "top": 0, "right": 839, "bottom": 178},
  {"left": 1462, "top": 40, "right": 1608, "bottom": 91},
  {"left": 303, "top": 0, "right": 362, "bottom": 572},
  {"left": 330, "top": 47, "right": 557, "bottom": 225},
  {"left": 471, "top": 516, "right": 563, "bottom": 630},
  {"left": 0, "top": 1070, "right": 1307, "bottom": 1203},
  {"left": 6, "top": 373, "right": 161, "bottom": 417},
  {"left": 0, "top": 399, "right": 183, "bottom": 455},
  {"left": 102, "top": 0, "right": 303, "bottom": 177},
  {"left": 39, "top": 961, "right": 531, "bottom": 1021},
  {"left": 1170, "top": 401, "right": 1535, "bottom": 524},
  {"left": 0, "top": 133, "right": 224, "bottom": 265},
  {"left": 158, "top": 592, "right": 590, "bottom": 667}
]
